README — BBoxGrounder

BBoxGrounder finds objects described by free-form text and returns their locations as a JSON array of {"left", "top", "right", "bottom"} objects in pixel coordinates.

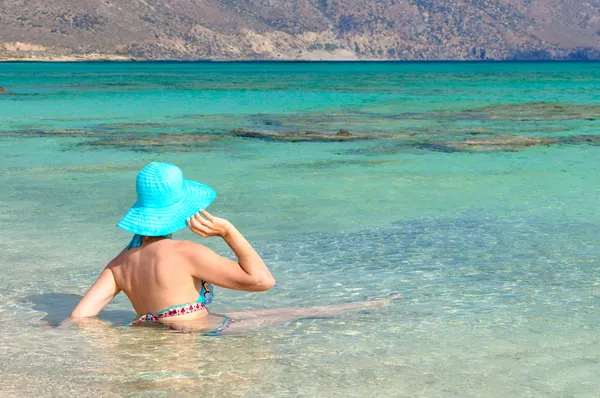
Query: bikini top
[{"left": 125, "top": 234, "right": 213, "bottom": 305}]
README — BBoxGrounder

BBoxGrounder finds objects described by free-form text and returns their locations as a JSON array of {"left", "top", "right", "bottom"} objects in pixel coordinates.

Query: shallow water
[{"left": 1, "top": 61, "right": 600, "bottom": 397}]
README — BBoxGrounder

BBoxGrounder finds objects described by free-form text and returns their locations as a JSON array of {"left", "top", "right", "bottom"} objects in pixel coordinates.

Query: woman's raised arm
[{"left": 183, "top": 210, "right": 275, "bottom": 292}]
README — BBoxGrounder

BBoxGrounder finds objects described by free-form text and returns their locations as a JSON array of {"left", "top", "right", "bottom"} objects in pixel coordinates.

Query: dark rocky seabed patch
[
  {"left": 419, "top": 136, "right": 560, "bottom": 153},
  {"left": 77, "top": 133, "right": 227, "bottom": 152},
  {"left": 270, "top": 158, "right": 393, "bottom": 170},
  {"left": 3, "top": 127, "right": 600, "bottom": 154},
  {"left": 231, "top": 128, "right": 371, "bottom": 142},
  {"left": 246, "top": 102, "right": 600, "bottom": 129},
  {"left": 2, "top": 102, "right": 600, "bottom": 153},
  {"left": 393, "top": 102, "right": 600, "bottom": 122}
]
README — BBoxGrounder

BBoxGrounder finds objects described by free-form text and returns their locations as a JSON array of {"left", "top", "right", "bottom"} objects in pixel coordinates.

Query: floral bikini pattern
[
  {"left": 128, "top": 296, "right": 232, "bottom": 336},
  {"left": 129, "top": 301, "right": 208, "bottom": 325}
]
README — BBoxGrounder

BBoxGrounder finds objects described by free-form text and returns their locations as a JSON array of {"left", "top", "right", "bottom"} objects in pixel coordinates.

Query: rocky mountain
[{"left": 0, "top": 0, "right": 599, "bottom": 60}]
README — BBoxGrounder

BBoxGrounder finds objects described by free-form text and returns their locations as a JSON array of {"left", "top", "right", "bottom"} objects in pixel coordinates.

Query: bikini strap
[
  {"left": 125, "top": 234, "right": 144, "bottom": 249},
  {"left": 199, "top": 280, "right": 214, "bottom": 304}
]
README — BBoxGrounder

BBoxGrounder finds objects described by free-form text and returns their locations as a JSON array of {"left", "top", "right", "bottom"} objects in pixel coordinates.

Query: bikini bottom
[{"left": 126, "top": 301, "right": 233, "bottom": 336}]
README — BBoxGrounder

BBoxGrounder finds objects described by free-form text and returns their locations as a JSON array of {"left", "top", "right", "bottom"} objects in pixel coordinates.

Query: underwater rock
[
  {"left": 478, "top": 102, "right": 600, "bottom": 121},
  {"left": 560, "top": 135, "right": 600, "bottom": 146},
  {"left": 231, "top": 128, "right": 369, "bottom": 142},
  {"left": 262, "top": 119, "right": 283, "bottom": 127},
  {"left": 421, "top": 136, "right": 558, "bottom": 153},
  {"left": 274, "top": 158, "right": 390, "bottom": 170},
  {"left": 48, "top": 129, "right": 102, "bottom": 135},
  {"left": 350, "top": 142, "right": 428, "bottom": 155},
  {"left": 0, "top": 87, "right": 6, "bottom": 94},
  {"left": 93, "top": 122, "right": 178, "bottom": 131},
  {"left": 7, "top": 129, "right": 104, "bottom": 136},
  {"left": 7, "top": 128, "right": 226, "bottom": 153},
  {"left": 83, "top": 133, "right": 224, "bottom": 152},
  {"left": 396, "top": 102, "right": 600, "bottom": 122}
]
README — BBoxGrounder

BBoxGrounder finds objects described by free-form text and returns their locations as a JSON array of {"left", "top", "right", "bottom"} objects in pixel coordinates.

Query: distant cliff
[{"left": 1, "top": 0, "right": 599, "bottom": 61}]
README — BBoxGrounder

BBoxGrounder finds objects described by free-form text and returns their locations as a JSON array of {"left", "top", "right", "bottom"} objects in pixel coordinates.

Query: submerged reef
[
  {"left": 4, "top": 98, "right": 600, "bottom": 156},
  {"left": 93, "top": 122, "right": 181, "bottom": 131},
  {"left": 82, "top": 133, "right": 225, "bottom": 152},
  {"left": 231, "top": 128, "right": 371, "bottom": 142},
  {"left": 395, "top": 102, "right": 600, "bottom": 122},
  {"left": 477, "top": 103, "right": 600, "bottom": 121},
  {"left": 13, "top": 129, "right": 105, "bottom": 136},
  {"left": 1, "top": 129, "right": 225, "bottom": 152},
  {"left": 421, "top": 136, "right": 559, "bottom": 153},
  {"left": 559, "top": 135, "right": 600, "bottom": 146},
  {"left": 272, "top": 158, "right": 391, "bottom": 170}
]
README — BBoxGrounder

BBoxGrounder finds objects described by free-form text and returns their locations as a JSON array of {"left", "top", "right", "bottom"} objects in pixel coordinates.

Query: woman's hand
[{"left": 187, "top": 210, "right": 232, "bottom": 238}]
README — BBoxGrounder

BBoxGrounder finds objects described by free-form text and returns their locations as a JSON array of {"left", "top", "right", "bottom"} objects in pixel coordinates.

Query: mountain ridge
[{"left": 1, "top": 0, "right": 599, "bottom": 61}]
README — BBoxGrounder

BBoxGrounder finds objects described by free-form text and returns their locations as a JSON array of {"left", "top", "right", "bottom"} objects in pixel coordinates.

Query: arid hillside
[{"left": 1, "top": 0, "right": 599, "bottom": 60}]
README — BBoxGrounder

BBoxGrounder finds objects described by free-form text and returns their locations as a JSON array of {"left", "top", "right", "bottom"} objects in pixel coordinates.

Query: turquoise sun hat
[{"left": 117, "top": 162, "right": 216, "bottom": 236}]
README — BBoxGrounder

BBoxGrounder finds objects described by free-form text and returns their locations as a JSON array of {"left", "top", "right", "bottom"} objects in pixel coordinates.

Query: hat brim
[{"left": 117, "top": 180, "right": 216, "bottom": 236}]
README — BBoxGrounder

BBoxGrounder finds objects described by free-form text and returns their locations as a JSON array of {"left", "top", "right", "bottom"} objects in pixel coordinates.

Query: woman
[{"left": 71, "top": 162, "right": 396, "bottom": 335}]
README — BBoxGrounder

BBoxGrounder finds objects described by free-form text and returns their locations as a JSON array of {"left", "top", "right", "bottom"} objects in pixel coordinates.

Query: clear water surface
[{"left": 1, "top": 61, "right": 600, "bottom": 397}]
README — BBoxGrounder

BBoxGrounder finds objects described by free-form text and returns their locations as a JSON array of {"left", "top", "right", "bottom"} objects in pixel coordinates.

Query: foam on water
[{"left": 1, "top": 62, "right": 600, "bottom": 397}]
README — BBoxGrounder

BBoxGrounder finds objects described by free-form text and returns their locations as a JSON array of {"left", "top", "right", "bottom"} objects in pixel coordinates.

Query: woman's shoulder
[
  {"left": 113, "top": 239, "right": 206, "bottom": 262},
  {"left": 168, "top": 239, "right": 211, "bottom": 256}
]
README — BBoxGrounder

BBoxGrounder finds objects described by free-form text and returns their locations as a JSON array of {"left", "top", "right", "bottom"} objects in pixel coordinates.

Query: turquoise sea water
[{"left": 1, "top": 61, "right": 600, "bottom": 396}]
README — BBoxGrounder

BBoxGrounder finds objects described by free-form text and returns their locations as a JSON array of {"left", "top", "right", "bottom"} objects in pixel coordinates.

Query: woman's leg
[{"left": 221, "top": 293, "right": 401, "bottom": 334}]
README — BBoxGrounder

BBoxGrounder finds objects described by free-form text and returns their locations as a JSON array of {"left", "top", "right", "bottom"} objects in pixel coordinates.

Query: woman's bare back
[{"left": 109, "top": 238, "right": 207, "bottom": 320}]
